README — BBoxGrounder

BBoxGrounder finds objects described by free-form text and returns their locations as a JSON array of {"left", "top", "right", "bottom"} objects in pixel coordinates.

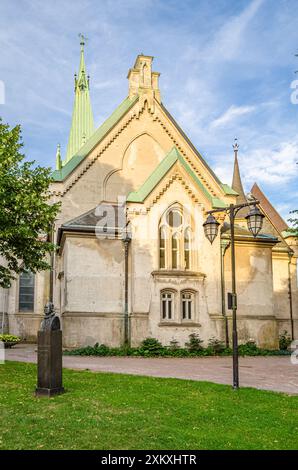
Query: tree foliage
[
  {"left": 0, "top": 119, "right": 60, "bottom": 288},
  {"left": 288, "top": 210, "right": 298, "bottom": 236}
]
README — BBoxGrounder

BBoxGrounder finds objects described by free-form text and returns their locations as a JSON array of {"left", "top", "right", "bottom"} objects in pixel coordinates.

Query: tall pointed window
[
  {"left": 159, "top": 206, "right": 193, "bottom": 270},
  {"left": 159, "top": 226, "right": 166, "bottom": 269},
  {"left": 19, "top": 271, "right": 35, "bottom": 312},
  {"left": 172, "top": 233, "right": 179, "bottom": 269},
  {"left": 184, "top": 228, "right": 191, "bottom": 269}
]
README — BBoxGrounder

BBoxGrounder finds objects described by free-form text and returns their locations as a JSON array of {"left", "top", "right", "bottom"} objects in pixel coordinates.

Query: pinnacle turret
[{"left": 64, "top": 34, "right": 95, "bottom": 164}]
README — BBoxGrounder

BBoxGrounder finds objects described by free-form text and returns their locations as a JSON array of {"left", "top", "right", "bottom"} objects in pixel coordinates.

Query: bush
[
  {"left": 0, "top": 334, "right": 21, "bottom": 344},
  {"left": 169, "top": 339, "right": 180, "bottom": 351},
  {"left": 207, "top": 336, "right": 225, "bottom": 354},
  {"left": 185, "top": 333, "right": 204, "bottom": 352},
  {"left": 279, "top": 331, "right": 292, "bottom": 351},
  {"left": 64, "top": 338, "right": 291, "bottom": 358},
  {"left": 138, "top": 337, "right": 165, "bottom": 356},
  {"left": 238, "top": 340, "right": 262, "bottom": 356}
]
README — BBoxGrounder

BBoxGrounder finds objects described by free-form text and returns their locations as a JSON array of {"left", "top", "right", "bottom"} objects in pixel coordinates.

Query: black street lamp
[
  {"left": 203, "top": 214, "right": 220, "bottom": 244},
  {"left": 203, "top": 200, "right": 264, "bottom": 389},
  {"left": 245, "top": 205, "right": 264, "bottom": 237}
]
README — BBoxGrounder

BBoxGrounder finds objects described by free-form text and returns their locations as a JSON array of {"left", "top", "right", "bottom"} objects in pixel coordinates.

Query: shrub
[
  {"left": 279, "top": 331, "right": 292, "bottom": 351},
  {"left": 0, "top": 334, "right": 21, "bottom": 344},
  {"left": 168, "top": 339, "right": 180, "bottom": 351},
  {"left": 238, "top": 340, "right": 266, "bottom": 356},
  {"left": 64, "top": 338, "right": 290, "bottom": 357},
  {"left": 185, "top": 333, "right": 204, "bottom": 352},
  {"left": 138, "top": 337, "right": 165, "bottom": 356},
  {"left": 207, "top": 336, "right": 225, "bottom": 354}
]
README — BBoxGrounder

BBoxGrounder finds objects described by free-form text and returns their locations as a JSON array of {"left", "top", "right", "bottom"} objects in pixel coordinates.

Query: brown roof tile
[{"left": 251, "top": 183, "right": 288, "bottom": 233}]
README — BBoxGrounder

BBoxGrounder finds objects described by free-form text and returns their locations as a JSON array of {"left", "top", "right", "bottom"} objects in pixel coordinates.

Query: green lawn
[{"left": 0, "top": 361, "right": 297, "bottom": 450}]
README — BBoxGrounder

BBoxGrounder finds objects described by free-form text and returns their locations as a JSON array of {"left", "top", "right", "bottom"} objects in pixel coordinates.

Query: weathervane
[
  {"left": 233, "top": 137, "right": 239, "bottom": 152},
  {"left": 294, "top": 51, "right": 298, "bottom": 74},
  {"left": 79, "top": 33, "right": 88, "bottom": 47}
]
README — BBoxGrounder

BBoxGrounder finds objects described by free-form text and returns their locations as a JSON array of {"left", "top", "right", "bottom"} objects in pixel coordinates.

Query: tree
[
  {"left": 288, "top": 210, "right": 298, "bottom": 236},
  {"left": 0, "top": 119, "right": 60, "bottom": 288}
]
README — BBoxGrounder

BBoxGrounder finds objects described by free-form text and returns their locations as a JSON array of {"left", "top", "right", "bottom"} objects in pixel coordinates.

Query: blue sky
[{"left": 0, "top": 0, "right": 297, "bottom": 222}]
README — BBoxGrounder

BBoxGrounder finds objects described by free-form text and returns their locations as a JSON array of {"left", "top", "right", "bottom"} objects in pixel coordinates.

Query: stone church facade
[{"left": 2, "top": 40, "right": 298, "bottom": 349}]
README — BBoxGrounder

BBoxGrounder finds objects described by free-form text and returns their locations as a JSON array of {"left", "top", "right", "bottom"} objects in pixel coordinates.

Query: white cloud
[
  {"left": 203, "top": 0, "right": 264, "bottom": 62},
  {"left": 242, "top": 141, "right": 298, "bottom": 185},
  {"left": 210, "top": 104, "right": 256, "bottom": 128},
  {"left": 215, "top": 141, "right": 298, "bottom": 188}
]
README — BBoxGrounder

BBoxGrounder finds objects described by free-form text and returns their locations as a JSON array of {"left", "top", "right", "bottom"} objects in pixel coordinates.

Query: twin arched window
[
  {"left": 159, "top": 207, "right": 192, "bottom": 270},
  {"left": 161, "top": 289, "right": 196, "bottom": 322}
]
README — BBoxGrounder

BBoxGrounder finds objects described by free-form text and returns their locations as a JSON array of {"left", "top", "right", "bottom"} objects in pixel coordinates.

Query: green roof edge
[
  {"left": 52, "top": 95, "right": 138, "bottom": 182},
  {"left": 282, "top": 229, "right": 298, "bottom": 238},
  {"left": 127, "top": 146, "right": 227, "bottom": 208},
  {"left": 221, "top": 183, "right": 238, "bottom": 196}
]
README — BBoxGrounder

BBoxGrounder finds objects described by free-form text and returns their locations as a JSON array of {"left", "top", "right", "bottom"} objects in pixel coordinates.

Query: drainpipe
[
  {"left": 220, "top": 239, "right": 230, "bottom": 347},
  {"left": 122, "top": 232, "right": 131, "bottom": 348},
  {"left": 49, "top": 224, "right": 56, "bottom": 304},
  {"left": 288, "top": 251, "right": 294, "bottom": 340},
  {"left": 1, "top": 288, "right": 8, "bottom": 334}
]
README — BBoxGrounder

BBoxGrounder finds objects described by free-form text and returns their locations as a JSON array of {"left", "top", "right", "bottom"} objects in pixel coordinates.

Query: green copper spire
[
  {"left": 55, "top": 143, "right": 62, "bottom": 170},
  {"left": 64, "top": 34, "right": 95, "bottom": 164}
]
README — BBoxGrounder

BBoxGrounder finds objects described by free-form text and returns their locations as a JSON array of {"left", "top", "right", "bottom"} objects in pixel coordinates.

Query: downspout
[
  {"left": 1, "top": 288, "right": 8, "bottom": 334},
  {"left": 49, "top": 227, "right": 54, "bottom": 302},
  {"left": 49, "top": 224, "right": 55, "bottom": 304},
  {"left": 220, "top": 239, "right": 230, "bottom": 347},
  {"left": 122, "top": 233, "right": 131, "bottom": 348},
  {"left": 288, "top": 251, "right": 294, "bottom": 340}
]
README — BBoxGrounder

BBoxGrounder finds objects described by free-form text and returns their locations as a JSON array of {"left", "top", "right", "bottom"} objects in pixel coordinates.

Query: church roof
[
  {"left": 251, "top": 183, "right": 288, "bottom": 233},
  {"left": 159, "top": 104, "right": 237, "bottom": 197},
  {"left": 57, "top": 202, "right": 126, "bottom": 245},
  {"left": 52, "top": 95, "right": 138, "bottom": 181},
  {"left": 127, "top": 146, "right": 227, "bottom": 208},
  {"left": 221, "top": 222, "right": 278, "bottom": 244},
  {"left": 52, "top": 53, "right": 237, "bottom": 201}
]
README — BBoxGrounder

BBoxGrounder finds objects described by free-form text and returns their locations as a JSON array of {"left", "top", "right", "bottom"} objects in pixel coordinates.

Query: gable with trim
[{"left": 51, "top": 54, "right": 237, "bottom": 225}]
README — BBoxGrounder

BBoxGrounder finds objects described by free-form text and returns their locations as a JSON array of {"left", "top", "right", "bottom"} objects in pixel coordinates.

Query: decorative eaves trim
[
  {"left": 127, "top": 146, "right": 226, "bottom": 209},
  {"left": 52, "top": 95, "right": 138, "bottom": 183}
]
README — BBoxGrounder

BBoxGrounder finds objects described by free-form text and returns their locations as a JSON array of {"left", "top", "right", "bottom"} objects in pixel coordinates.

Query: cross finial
[
  {"left": 233, "top": 137, "right": 239, "bottom": 152},
  {"left": 79, "top": 33, "right": 87, "bottom": 48}
]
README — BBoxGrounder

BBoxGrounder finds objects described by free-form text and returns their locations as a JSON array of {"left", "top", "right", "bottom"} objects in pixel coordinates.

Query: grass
[{"left": 0, "top": 361, "right": 297, "bottom": 450}]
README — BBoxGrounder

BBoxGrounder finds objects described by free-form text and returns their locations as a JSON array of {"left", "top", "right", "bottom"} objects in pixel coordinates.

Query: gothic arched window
[
  {"left": 184, "top": 228, "right": 191, "bottom": 270},
  {"left": 159, "top": 206, "right": 193, "bottom": 270},
  {"left": 159, "top": 226, "right": 166, "bottom": 269}
]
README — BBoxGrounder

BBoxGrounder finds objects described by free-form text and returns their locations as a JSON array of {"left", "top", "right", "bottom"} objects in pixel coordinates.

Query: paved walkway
[{"left": 5, "top": 344, "right": 298, "bottom": 395}]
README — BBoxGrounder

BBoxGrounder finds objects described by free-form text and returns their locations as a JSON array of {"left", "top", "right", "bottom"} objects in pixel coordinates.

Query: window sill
[
  {"left": 158, "top": 322, "right": 201, "bottom": 327},
  {"left": 152, "top": 270, "right": 206, "bottom": 278}
]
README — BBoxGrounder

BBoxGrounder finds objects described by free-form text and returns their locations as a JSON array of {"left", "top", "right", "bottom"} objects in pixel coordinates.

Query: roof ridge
[{"left": 52, "top": 95, "right": 138, "bottom": 182}]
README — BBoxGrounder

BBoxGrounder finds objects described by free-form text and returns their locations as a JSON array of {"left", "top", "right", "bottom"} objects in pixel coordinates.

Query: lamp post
[{"left": 203, "top": 200, "right": 264, "bottom": 389}]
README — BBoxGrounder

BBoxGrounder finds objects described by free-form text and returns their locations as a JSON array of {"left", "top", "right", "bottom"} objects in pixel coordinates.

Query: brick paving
[{"left": 5, "top": 343, "right": 298, "bottom": 395}]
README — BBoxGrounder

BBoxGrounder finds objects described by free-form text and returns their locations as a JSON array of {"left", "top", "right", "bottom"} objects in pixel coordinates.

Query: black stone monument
[{"left": 35, "top": 302, "right": 64, "bottom": 397}]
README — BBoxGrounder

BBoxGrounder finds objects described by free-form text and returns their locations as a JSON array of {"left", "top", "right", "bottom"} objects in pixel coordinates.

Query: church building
[{"left": 4, "top": 38, "right": 298, "bottom": 349}]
